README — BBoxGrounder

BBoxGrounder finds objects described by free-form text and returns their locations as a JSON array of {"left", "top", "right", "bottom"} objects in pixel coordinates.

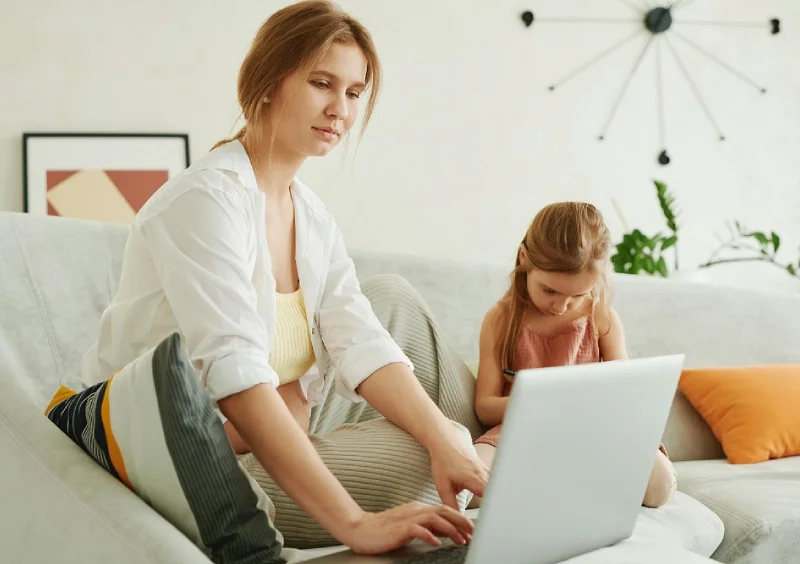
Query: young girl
[{"left": 471, "top": 202, "right": 677, "bottom": 509}]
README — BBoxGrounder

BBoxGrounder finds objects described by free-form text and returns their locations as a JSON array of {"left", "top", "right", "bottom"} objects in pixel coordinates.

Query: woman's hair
[
  {"left": 496, "top": 202, "right": 613, "bottom": 373},
  {"left": 212, "top": 0, "right": 381, "bottom": 152}
]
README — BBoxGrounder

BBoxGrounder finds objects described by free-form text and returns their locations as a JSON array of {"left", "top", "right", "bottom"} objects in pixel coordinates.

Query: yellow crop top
[{"left": 270, "top": 289, "right": 316, "bottom": 385}]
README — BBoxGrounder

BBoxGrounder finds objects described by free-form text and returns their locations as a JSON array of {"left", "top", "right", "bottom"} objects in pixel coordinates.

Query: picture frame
[{"left": 22, "top": 132, "right": 190, "bottom": 223}]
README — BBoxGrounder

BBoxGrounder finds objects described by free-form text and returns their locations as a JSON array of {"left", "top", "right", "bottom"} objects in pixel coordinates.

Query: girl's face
[
  {"left": 525, "top": 266, "right": 599, "bottom": 317},
  {"left": 267, "top": 42, "right": 368, "bottom": 158}
]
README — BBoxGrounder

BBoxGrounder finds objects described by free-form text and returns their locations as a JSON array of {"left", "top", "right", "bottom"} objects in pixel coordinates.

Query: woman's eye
[{"left": 313, "top": 81, "right": 329, "bottom": 89}]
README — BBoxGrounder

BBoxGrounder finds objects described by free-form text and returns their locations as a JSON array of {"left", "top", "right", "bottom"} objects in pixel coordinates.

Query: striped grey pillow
[{"left": 46, "top": 333, "right": 285, "bottom": 564}]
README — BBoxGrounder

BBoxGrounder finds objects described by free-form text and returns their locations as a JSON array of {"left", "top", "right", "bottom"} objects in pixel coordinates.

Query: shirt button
[{"left": 312, "top": 327, "right": 316, "bottom": 335}]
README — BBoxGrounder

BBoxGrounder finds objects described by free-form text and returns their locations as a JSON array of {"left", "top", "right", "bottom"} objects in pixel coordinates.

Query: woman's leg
[
  {"left": 357, "top": 273, "right": 486, "bottom": 438},
  {"left": 309, "top": 273, "right": 485, "bottom": 439},
  {"left": 241, "top": 417, "right": 475, "bottom": 548}
]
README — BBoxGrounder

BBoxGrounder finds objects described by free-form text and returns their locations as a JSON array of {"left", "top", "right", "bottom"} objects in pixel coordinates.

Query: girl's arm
[
  {"left": 474, "top": 307, "right": 509, "bottom": 427},
  {"left": 597, "top": 306, "right": 628, "bottom": 361}
]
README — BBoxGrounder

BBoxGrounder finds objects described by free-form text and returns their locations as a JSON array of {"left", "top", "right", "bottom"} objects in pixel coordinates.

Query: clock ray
[{"left": 522, "top": 1, "right": 780, "bottom": 165}]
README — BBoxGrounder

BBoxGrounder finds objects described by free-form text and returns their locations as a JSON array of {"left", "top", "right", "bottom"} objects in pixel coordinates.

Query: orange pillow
[{"left": 679, "top": 365, "right": 800, "bottom": 464}]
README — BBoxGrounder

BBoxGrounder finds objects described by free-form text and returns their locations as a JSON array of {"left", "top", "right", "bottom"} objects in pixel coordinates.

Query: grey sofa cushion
[
  {"left": 676, "top": 457, "right": 800, "bottom": 564},
  {"left": 634, "top": 491, "right": 724, "bottom": 557}
]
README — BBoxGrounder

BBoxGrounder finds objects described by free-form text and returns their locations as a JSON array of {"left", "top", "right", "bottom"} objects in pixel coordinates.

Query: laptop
[{"left": 303, "top": 355, "right": 685, "bottom": 564}]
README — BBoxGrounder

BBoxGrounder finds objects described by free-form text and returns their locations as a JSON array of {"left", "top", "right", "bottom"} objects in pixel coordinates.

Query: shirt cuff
[
  {"left": 333, "top": 337, "right": 414, "bottom": 403},
  {"left": 204, "top": 349, "right": 280, "bottom": 403}
]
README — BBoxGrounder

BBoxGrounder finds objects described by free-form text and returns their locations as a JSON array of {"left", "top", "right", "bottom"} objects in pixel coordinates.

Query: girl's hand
[{"left": 343, "top": 502, "right": 475, "bottom": 555}]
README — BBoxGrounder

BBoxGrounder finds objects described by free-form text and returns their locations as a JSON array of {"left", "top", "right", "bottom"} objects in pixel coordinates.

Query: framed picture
[{"left": 23, "top": 132, "right": 190, "bottom": 223}]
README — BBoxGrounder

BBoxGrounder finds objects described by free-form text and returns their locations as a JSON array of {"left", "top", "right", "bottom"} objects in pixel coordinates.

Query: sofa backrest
[
  {"left": 0, "top": 212, "right": 129, "bottom": 408},
  {"left": 3, "top": 212, "right": 800, "bottom": 462},
  {"left": 351, "top": 250, "right": 800, "bottom": 462}
]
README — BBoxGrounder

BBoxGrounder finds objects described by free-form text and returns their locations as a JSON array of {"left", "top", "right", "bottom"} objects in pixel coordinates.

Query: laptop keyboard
[{"left": 395, "top": 544, "right": 469, "bottom": 563}]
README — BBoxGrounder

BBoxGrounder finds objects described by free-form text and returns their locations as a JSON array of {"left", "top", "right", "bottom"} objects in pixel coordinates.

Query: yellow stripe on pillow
[
  {"left": 45, "top": 386, "right": 77, "bottom": 415},
  {"left": 101, "top": 373, "right": 132, "bottom": 490}
]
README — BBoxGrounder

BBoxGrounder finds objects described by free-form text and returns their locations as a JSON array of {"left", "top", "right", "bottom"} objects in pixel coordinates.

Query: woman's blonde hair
[
  {"left": 213, "top": 0, "right": 381, "bottom": 152},
  {"left": 496, "top": 202, "right": 613, "bottom": 373}
]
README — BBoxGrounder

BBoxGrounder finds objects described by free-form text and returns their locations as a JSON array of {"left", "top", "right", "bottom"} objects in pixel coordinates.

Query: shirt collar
[{"left": 191, "top": 139, "right": 325, "bottom": 216}]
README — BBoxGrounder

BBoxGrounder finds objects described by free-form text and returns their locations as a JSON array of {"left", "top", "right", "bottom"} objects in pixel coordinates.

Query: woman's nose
[{"left": 327, "top": 92, "right": 348, "bottom": 121}]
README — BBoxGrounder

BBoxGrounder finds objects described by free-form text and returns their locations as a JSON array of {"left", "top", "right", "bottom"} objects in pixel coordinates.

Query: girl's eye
[
  {"left": 544, "top": 289, "right": 557, "bottom": 295},
  {"left": 347, "top": 91, "right": 361, "bottom": 99}
]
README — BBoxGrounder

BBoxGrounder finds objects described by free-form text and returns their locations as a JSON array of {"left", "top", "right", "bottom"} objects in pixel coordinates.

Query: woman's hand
[
  {"left": 343, "top": 502, "right": 475, "bottom": 555},
  {"left": 429, "top": 427, "right": 490, "bottom": 510}
]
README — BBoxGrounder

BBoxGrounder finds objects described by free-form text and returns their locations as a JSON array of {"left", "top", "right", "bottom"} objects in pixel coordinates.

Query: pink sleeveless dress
[{"left": 474, "top": 311, "right": 600, "bottom": 448}]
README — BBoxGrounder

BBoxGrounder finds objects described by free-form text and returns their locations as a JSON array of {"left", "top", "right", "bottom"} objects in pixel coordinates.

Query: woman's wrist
[
  {"left": 419, "top": 415, "right": 467, "bottom": 454},
  {"left": 331, "top": 508, "right": 367, "bottom": 541}
]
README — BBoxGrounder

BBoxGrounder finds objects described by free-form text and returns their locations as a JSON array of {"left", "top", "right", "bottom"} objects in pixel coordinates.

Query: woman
[{"left": 80, "top": 0, "right": 487, "bottom": 556}]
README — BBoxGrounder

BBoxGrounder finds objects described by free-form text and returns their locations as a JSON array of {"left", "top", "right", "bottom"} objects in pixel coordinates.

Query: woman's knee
[
  {"left": 642, "top": 449, "right": 678, "bottom": 508},
  {"left": 361, "top": 273, "right": 424, "bottom": 309}
]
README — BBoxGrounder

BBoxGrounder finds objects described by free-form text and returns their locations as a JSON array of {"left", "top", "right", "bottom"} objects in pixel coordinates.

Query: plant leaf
[
  {"left": 752, "top": 232, "right": 769, "bottom": 246},
  {"left": 787, "top": 264, "right": 796, "bottom": 276},
  {"left": 661, "top": 235, "right": 677, "bottom": 251},
  {"left": 772, "top": 232, "right": 781, "bottom": 253},
  {"left": 656, "top": 256, "right": 669, "bottom": 277}
]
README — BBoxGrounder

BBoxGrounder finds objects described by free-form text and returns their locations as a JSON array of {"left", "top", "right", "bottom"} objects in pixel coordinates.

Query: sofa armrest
[{"left": 0, "top": 382, "right": 210, "bottom": 564}]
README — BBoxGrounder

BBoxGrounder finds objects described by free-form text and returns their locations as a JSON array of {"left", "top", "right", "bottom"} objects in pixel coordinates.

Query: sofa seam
[
  {"left": 689, "top": 491, "right": 765, "bottom": 562},
  {"left": 11, "top": 221, "right": 65, "bottom": 385},
  {"left": 716, "top": 519, "right": 768, "bottom": 563},
  {"left": 100, "top": 225, "right": 116, "bottom": 305}
]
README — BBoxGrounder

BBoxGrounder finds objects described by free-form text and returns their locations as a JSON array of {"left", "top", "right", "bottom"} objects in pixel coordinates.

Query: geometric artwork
[
  {"left": 520, "top": 1, "right": 781, "bottom": 166},
  {"left": 24, "top": 133, "right": 189, "bottom": 223},
  {"left": 46, "top": 170, "right": 169, "bottom": 223}
]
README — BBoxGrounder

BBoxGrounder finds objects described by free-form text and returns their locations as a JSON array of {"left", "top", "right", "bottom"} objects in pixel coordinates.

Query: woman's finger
[
  {"left": 406, "top": 524, "right": 441, "bottom": 547},
  {"left": 422, "top": 513, "right": 466, "bottom": 546},
  {"left": 464, "top": 472, "right": 487, "bottom": 498},
  {"left": 434, "top": 505, "right": 476, "bottom": 534}
]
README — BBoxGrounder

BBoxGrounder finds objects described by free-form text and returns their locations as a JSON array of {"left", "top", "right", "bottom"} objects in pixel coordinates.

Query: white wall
[{"left": 2, "top": 0, "right": 798, "bottom": 272}]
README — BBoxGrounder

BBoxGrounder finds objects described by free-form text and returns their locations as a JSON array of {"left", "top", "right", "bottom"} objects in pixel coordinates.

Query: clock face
[{"left": 521, "top": 2, "right": 780, "bottom": 165}]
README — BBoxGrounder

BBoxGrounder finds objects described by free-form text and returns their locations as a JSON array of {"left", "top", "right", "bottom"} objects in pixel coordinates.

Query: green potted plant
[{"left": 610, "top": 180, "right": 679, "bottom": 278}]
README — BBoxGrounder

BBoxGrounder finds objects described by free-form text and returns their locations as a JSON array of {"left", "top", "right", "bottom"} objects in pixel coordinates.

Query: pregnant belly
[{"left": 223, "top": 379, "right": 311, "bottom": 454}]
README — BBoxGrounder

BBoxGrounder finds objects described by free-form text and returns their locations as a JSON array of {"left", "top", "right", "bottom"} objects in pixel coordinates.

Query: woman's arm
[
  {"left": 219, "top": 384, "right": 364, "bottom": 540},
  {"left": 597, "top": 306, "right": 628, "bottom": 361},
  {"left": 474, "top": 307, "right": 509, "bottom": 427},
  {"left": 356, "top": 364, "right": 463, "bottom": 452},
  {"left": 356, "top": 364, "right": 488, "bottom": 510}
]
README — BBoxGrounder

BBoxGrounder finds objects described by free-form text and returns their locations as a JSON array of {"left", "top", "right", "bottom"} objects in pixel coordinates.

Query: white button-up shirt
[{"left": 80, "top": 140, "right": 412, "bottom": 408}]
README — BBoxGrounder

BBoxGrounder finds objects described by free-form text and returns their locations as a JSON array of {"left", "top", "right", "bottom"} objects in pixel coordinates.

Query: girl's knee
[{"left": 642, "top": 449, "right": 677, "bottom": 508}]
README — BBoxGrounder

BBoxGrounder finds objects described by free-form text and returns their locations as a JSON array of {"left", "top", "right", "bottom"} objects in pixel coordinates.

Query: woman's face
[{"left": 267, "top": 42, "right": 368, "bottom": 158}]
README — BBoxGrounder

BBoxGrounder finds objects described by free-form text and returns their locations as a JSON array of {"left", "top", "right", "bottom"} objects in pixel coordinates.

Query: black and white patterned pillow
[{"left": 45, "top": 332, "right": 285, "bottom": 564}]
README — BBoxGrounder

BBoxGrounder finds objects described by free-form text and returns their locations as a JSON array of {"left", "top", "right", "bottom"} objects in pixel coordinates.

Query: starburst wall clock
[{"left": 521, "top": 1, "right": 782, "bottom": 165}]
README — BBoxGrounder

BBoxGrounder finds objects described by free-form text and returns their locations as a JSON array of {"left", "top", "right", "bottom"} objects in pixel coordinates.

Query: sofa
[{"left": 1, "top": 210, "right": 798, "bottom": 564}]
